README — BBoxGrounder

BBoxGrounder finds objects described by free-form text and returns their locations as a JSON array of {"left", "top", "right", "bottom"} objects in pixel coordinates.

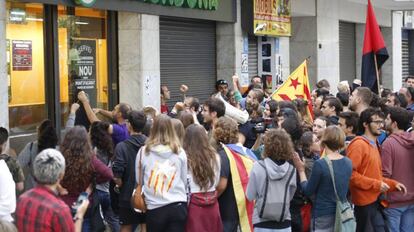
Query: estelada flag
[
  {"left": 222, "top": 145, "right": 254, "bottom": 232},
  {"left": 271, "top": 60, "right": 313, "bottom": 121},
  {"left": 361, "top": 0, "right": 389, "bottom": 94}
]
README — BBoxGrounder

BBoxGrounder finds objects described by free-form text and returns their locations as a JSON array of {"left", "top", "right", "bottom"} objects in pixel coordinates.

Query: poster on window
[
  {"left": 12, "top": 40, "right": 32, "bottom": 71},
  {"left": 70, "top": 39, "right": 97, "bottom": 107},
  {"left": 253, "top": 0, "right": 291, "bottom": 37}
]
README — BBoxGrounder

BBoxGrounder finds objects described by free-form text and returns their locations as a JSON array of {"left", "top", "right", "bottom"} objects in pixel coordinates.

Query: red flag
[{"left": 361, "top": 0, "right": 389, "bottom": 94}]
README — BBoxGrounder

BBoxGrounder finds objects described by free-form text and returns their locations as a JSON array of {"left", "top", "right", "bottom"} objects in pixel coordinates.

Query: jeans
[
  {"left": 254, "top": 227, "right": 291, "bottom": 232},
  {"left": 96, "top": 189, "right": 120, "bottom": 232},
  {"left": 384, "top": 204, "right": 414, "bottom": 232},
  {"left": 146, "top": 202, "right": 187, "bottom": 232}
]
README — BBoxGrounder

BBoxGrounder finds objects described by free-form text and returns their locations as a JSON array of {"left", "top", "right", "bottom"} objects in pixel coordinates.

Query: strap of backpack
[
  {"left": 258, "top": 160, "right": 269, "bottom": 218},
  {"left": 279, "top": 165, "right": 295, "bottom": 222},
  {"left": 323, "top": 156, "right": 340, "bottom": 202},
  {"left": 137, "top": 147, "right": 144, "bottom": 187}
]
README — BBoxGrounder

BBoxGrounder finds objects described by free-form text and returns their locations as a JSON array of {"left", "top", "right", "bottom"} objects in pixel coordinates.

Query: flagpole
[{"left": 373, "top": 54, "right": 381, "bottom": 94}]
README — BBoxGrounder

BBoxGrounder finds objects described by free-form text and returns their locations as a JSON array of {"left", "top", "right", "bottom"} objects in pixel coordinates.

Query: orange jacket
[{"left": 347, "top": 136, "right": 398, "bottom": 206}]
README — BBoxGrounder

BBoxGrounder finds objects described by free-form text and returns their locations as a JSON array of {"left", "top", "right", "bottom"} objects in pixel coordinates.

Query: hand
[
  {"left": 232, "top": 74, "right": 239, "bottom": 83},
  {"left": 174, "top": 102, "right": 185, "bottom": 112},
  {"left": 77, "top": 91, "right": 88, "bottom": 103},
  {"left": 75, "top": 199, "right": 90, "bottom": 219},
  {"left": 292, "top": 152, "right": 305, "bottom": 173},
  {"left": 70, "top": 103, "right": 80, "bottom": 114},
  {"left": 380, "top": 182, "right": 390, "bottom": 193},
  {"left": 180, "top": 85, "right": 188, "bottom": 93},
  {"left": 92, "top": 108, "right": 101, "bottom": 114},
  {"left": 396, "top": 183, "right": 407, "bottom": 195}
]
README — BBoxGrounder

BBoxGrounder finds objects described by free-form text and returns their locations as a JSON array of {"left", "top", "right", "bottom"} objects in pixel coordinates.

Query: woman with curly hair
[
  {"left": 213, "top": 117, "right": 255, "bottom": 232},
  {"left": 89, "top": 121, "right": 119, "bottom": 232},
  {"left": 183, "top": 124, "right": 222, "bottom": 232},
  {"left": 246, "top": 129, "right": 297, "bottom": 232},
  {"left": 60, "top": 126, "right": 113, "bottom": 231},
  {"left": 18, "top": 119, "right": 59, "bottom": 191}
]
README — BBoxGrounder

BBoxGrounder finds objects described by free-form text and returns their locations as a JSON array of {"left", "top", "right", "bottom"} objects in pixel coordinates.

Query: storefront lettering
[
  {"left": 79, "top": 66, "right": 93, "bottom": 76},
  {"left": 143, "top": 0, "right": 219, "bottom": 10}
]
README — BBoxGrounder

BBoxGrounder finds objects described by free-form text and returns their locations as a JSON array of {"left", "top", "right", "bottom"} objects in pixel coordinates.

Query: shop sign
[
  {"left": 12, "top": 40, "right": 32, "bottom": 71},
  {"left": 143, "top": 0, "right": 219, "bottom": 10},
  {"left": 71, "top": 40, "right": 97, "bottom": 106},
  {"left": 253, "top": 0, "right": 291, "bottom": 37},
  {"left": 74, "top": 0, "right": 97, "bottom": 7}
]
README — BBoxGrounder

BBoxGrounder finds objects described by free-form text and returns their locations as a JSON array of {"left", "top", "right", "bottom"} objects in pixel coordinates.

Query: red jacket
[
  {"left": 381, "top": 132, "right": 414, "bottom": 208},
  {"left": 347, "top": 136, "right": 398, "bottom": 206}
]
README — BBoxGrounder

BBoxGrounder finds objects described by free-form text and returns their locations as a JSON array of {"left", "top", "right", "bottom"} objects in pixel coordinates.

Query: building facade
[{"left": 0, "top": 0, "right": 412, "bottom": 150}]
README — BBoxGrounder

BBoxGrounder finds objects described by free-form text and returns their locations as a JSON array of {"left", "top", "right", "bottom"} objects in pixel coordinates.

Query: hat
[{"left": 216, "top": 79, "right": 228, "bottom": 86}]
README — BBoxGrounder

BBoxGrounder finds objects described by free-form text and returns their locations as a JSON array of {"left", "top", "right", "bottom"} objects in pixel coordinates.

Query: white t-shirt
[
  {"left": 0, "top": 160, "right": 16, "bottom": 222},
  {"left": 187, "top": 154, "right": 221, "bottom": 193}
]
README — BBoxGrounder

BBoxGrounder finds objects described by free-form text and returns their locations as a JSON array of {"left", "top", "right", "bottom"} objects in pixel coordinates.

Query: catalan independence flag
[
  {"left": 361, "top": 0, "right": 389, "bottom": 94},
  {"left": 223, "top": 145, "right": 254, "bottom": 232},
  {"left": 270, "top": 60, "right": 313, "bottom": 121}
]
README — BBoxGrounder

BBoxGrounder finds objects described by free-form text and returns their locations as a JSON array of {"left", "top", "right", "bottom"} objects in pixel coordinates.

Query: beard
[
  {"left": 368, "top": 124, "right": 382, "bottom": 137},
  {"left": 348, "top": 102, "right": 356, "bottom": 112}
]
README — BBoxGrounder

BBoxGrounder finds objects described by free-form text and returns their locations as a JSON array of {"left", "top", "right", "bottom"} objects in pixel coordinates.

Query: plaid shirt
[{"left": 16, "top": 186, "right": 75, "bottom": 232}]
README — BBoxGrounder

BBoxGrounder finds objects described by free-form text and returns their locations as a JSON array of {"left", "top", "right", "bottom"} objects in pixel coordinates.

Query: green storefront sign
[{"left": 75, "top": 0, "right": 218, "bottom": 10}]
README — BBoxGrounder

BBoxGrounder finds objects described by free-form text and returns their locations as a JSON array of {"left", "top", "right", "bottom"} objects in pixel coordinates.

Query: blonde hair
[{"left": 145, "top": 114, "right": 181, "bottom": 154}]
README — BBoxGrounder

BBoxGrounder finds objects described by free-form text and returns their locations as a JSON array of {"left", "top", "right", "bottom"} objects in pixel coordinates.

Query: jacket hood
[
  {"left": 124, "top": 134, "right": 147, "bottom": 149},
  {"left": 263, "top": 158, "right": 291, "bottom": 180},
  {"left": 389, "top": 132, "right": 414, "bottom": 149},
  {"left": 148, "top": 144, "right": 182, "bottom": 158}
]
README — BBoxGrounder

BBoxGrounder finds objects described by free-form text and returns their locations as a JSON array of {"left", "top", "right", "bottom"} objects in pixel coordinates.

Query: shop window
[
  {"left": 6, "top": 3, "right": 46, "bottom": 134},
  {"left": 58, "top": 6, "right": 109, "bottom": 127}
]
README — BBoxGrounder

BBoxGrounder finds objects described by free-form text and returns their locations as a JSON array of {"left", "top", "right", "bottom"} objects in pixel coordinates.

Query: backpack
[
  {"left": 256, "top": 160, "right": 295, "bottom": 221},
  {"left": 323, "top": 156, "right": 356, "bottom": 232}
]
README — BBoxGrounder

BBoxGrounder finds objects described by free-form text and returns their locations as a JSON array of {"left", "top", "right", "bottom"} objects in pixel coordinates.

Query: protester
[
  {"left": 338, "top": 111, "right": 359, "bottom": 146},
  {"left": 381, "top": 107, "right": 414, "bottom": 231},
  {"left": 15, "top": 149, "right": 89, "bottom": 232},
  {"left": 214, "top": 117, "right": 254, "bottom": 232},
  {"left": 294, "top": 126, "right": 353, "bottom": 231},
  {"left": 90, "top": 121, "right": 119, "bottom": 232},
  {"left": 316, "top": 79, "right": 331, "bottom": 92},
  {"left": 0, "top": 159, "right": 15, "bottom": 222},
  {"left": 112, "top": 110, "right": 147, "bottom": 232},
  {"left": 347, "top": 108, "right": 407, "bottom": 232},
  {"left": 312, "top": 116, "right": 330, "bottom": 140},
  {"left": 160, "top": 85, "right": 171, "bottom": 114},
  {"left": 321, "top": 97, "right": 343, "bottom": 125},
  {"left": 349, "top": 87, "right": 373, "bottom": 115},
  {"left": 60, "top": 126, "right": 114, "bottom": 231},
  {"left": 0, "top": 127, "right": 24, "bottom": 192},
  {"left": 399, "top": 87, "right": 414, "bottom": 111},
  {"left": 183, "top": 124, "right": 222, "bottom": 232},
  {"left": 299, "top": 131, "right": 320, "bottom": 177},
  {"left": 336, "top": 92, "right": 350, "bottom": 112},
  {"left": 215, "top": 79, "right": 229, "bottom": 97},
  {"left": 137, "top": 114, "right": 188, "bottom": 232},
  {"left": 78, "top": 91, "right": 131, "bottom": 146},
  {"left": 406, "top": 76, "right": 414, "bottom": 88},
  {"left": 179, "top": 111, "right": 195, "bottom": 129},
  {"left": 202, "top": 97, "right": 226, "bottom": 132},
  {"left": 247, "top": 129, "right": 297, "bottom": 232},
  {"left": 171, "top": 118, "right": 185, "bottom": 145},
  {"left": 386, "top": 92, "right": 408, "bottom": 108},
  {"left": 18, "top": 119, "right": 58, "bottom": 191}
]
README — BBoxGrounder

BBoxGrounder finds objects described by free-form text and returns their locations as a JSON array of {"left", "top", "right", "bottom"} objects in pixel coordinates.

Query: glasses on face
[{"left": 370, "top": 120, "right": 384, "bottom": 126}]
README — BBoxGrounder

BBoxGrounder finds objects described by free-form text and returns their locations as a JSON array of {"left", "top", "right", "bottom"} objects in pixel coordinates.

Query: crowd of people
[{"left": 0, "top": 74, "right": 414, "bottom": 232}]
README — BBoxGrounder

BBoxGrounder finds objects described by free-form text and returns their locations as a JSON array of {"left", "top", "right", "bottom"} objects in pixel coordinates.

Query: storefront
[{"left": 1, "top": 0, "right": 236, "bottom": 151}]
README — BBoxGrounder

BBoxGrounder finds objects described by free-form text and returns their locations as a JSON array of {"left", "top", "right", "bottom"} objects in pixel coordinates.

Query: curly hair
[
  {"left": 90, "top": 121, "right": 114, "bottom": 160},
  {"left": 213, "top": 117, "right": 239, "bottom": 145},
  {"left": 184, "top": 124, "right": 218, "bottom": 191},
  {"left": 263, "top": 129, "right": 295, "bottom": 161},
  {"left": 60, "top": 126, "right": 94, "bottom": 194},
  {"left": 37, "top": 119, "right": 58, "bottom": 153}
]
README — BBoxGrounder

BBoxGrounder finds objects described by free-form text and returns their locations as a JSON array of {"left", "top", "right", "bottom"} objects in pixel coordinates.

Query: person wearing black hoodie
[{"left": 112, "top": 110, "right": 147, "bottom": 232}]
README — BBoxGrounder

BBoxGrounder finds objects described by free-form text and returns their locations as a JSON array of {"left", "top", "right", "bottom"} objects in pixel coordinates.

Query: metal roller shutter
[
  {"left": 402, "top": 38, "right": 409, "bottom": 82},
  {"left": 160, "top": 17, "right": 216, "bottom": 109},
  {"left": 339, "top": 22, "right": 356, "bottom": 83},
  {"left": 248, "top": 35, "right": 258, "bottom": 80}
]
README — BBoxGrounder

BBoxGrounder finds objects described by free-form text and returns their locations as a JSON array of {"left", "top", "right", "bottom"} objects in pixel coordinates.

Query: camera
[
  {"left": 252, "top": 118, "right": 273, "bottom": 134},
  {"left": 71, "top": 192, "right": 88, "bottom": 218}
]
